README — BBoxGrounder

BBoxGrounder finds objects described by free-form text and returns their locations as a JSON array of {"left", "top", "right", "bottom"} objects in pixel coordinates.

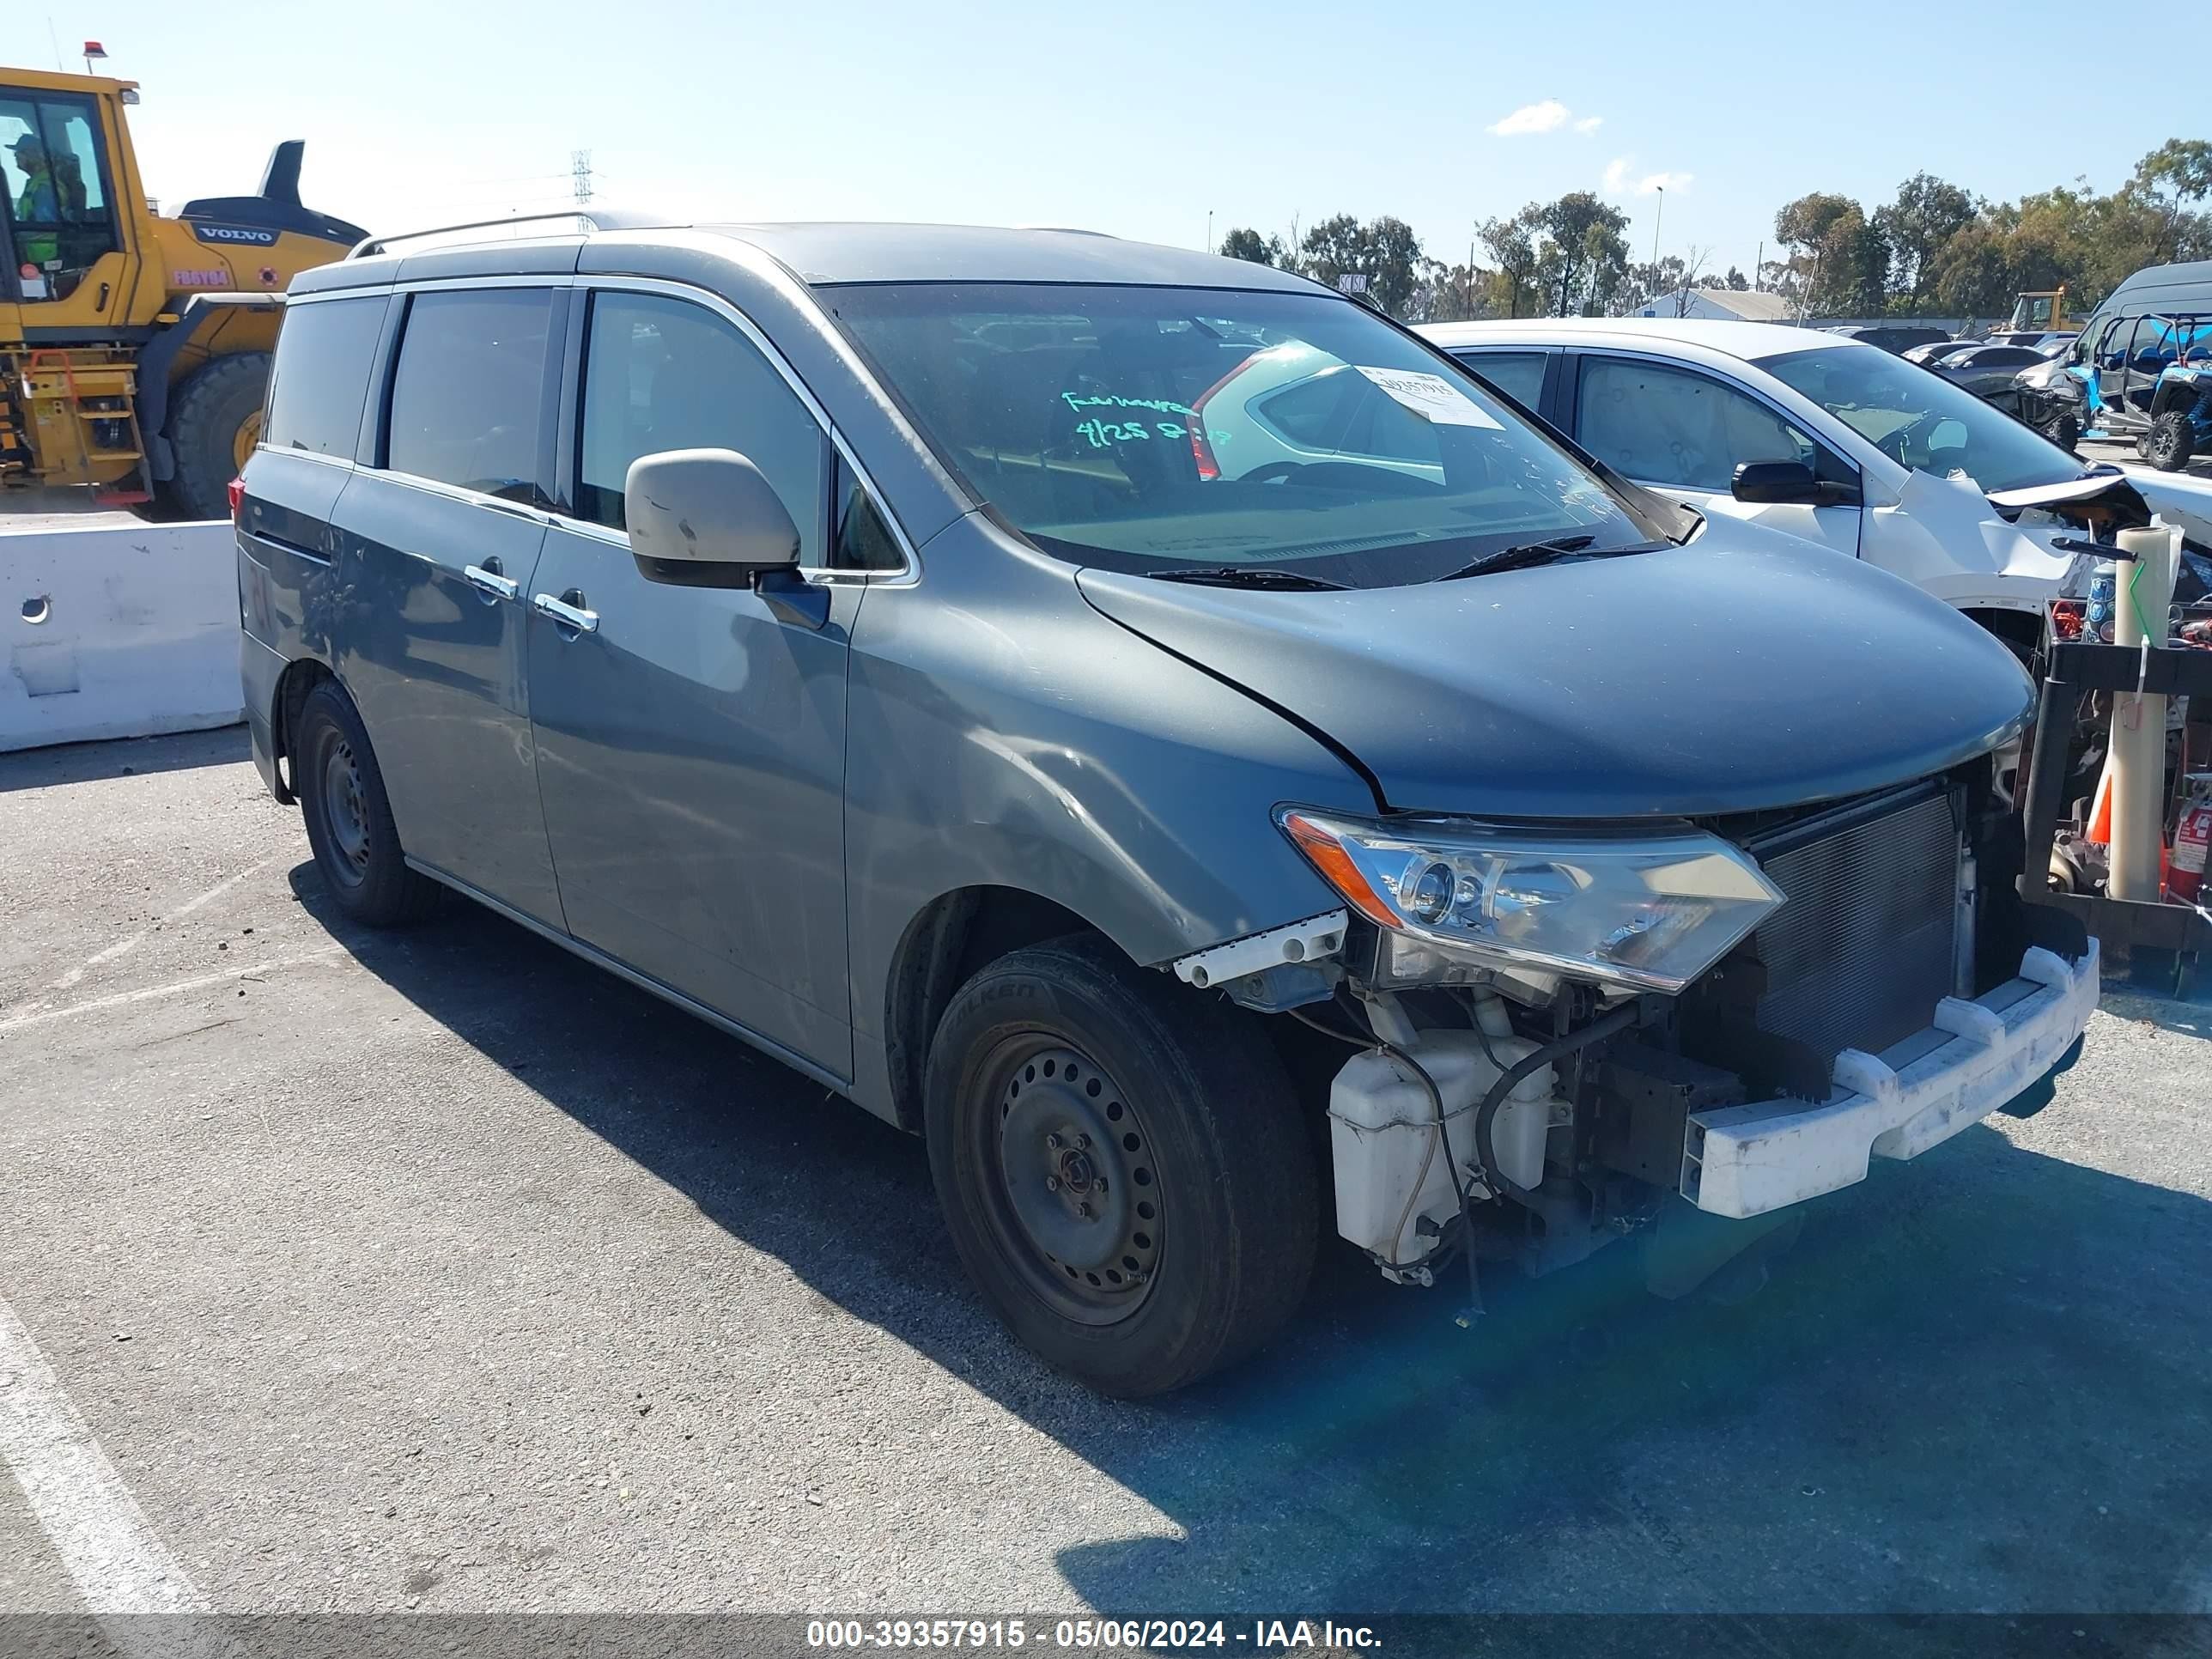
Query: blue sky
[{"left": 3, "top": 0, "right": 2183, "bottom": 288}]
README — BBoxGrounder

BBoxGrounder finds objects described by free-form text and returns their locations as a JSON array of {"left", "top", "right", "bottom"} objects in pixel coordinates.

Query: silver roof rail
[{"left": 346, "top": 207, "right": 671, "bottom": 260}]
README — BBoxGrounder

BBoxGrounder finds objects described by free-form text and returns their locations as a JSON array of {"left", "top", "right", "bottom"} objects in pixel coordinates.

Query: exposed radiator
[{"left": 1743, "top": 786, "right": 1962, "bottom": 1064}]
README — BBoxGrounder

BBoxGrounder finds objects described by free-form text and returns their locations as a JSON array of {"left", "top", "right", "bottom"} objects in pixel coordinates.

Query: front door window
[
  {"left": 1575, "top": 356, "right": 1820, "bottom": 493},
  {"left": 0, "top": 89, "right": 118, "bottom": 302}
]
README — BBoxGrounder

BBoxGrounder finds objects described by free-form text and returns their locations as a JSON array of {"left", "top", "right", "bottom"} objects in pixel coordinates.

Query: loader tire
[{"left": 166, "top": 352, "right": 272, "bottom": 520}]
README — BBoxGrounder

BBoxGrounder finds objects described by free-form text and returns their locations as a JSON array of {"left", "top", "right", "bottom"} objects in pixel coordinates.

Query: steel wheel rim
[
  {"left": 233, "top": 411, "right": 263, "bottom": 471},
  {"left": 320, "top": 738, "right": 371, "bottom": 885},
  {"left": 981, "top": 1038, "right": 1161, "bottom": 1327}
]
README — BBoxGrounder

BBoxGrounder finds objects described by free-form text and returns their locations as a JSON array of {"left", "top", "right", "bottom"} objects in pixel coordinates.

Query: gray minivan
[{"left": 237, "top": 214, "right": 2099, "bottom": 1396}]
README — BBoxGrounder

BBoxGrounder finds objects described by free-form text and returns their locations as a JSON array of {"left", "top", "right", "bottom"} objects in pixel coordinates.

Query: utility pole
[
  {"left": 572, "top": 149, "right": 593, "bottom": 208},
  {"left": 1650, "top": 185, "right": 1665, "bottom": 299},
  {"left": 1206, "top": 210, "right": 1213, "bottom": 254},
  {"left": 1754, "top": 239, "right": 1763, "bottom": 292}
]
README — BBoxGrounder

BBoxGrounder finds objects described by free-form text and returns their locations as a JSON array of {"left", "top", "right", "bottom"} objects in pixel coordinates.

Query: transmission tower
[{"left": 572, "top": 149, "right": 593, "bottom": 207}]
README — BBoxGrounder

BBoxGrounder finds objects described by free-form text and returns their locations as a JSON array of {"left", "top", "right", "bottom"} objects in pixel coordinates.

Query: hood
[
  {"left": 1074, "top": 526, "right": 2033, "bottom": 820},
  {"left": 2119, "top": 466, "right": 2212, "bottom": 553}
]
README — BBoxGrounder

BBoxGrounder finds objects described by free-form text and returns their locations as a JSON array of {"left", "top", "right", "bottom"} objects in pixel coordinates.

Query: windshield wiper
[
  {"left": 1146, "top": 565, "right": 1351, "bottom": 591},
  {"left": 1431, "top": 535, "right": 1599, "bottom": 581}
]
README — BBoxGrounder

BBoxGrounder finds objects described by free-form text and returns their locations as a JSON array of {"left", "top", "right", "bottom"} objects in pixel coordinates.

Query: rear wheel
[
  {"left": 924, "top": 935, "right": 1318, "bottom": 1397},
  {"left": 165, "top": 352, "right": 271, "bottom": 520},
  {"left": 294, "top": 681, "right": 441, "bottom": 927},
  {"left": 2146, "top": 410, "right": 2195, "bottom": 472}
]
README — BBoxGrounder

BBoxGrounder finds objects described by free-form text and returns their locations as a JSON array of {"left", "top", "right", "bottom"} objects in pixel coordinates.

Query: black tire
[
  {"left": 294, "top": 680, "right": 441, "bottom": 927},
  {"left": 2146, "top": 410, "right": 2195, "bottom": 472},
  {"left": 2042, "top": 410, "right": 2081, "bottom": 451},
  {"left": 924, "top": 934, "right": 1318, "bottom": 1397},
  {"left": 165, "top": 351, "right": 271, "bottom": 520}
]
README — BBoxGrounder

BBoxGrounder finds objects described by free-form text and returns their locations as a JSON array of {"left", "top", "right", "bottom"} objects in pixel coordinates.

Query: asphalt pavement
[{"left": 2, "top": 727, "right": 2209, "bottom": 1628}]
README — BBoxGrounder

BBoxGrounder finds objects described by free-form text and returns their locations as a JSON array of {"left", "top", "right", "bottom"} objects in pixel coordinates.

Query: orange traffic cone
[{"left": 2086, "top": 758, "right": 2113, "bottom": 846}]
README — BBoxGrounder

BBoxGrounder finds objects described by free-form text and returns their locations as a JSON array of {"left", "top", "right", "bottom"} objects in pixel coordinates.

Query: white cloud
[
  {"left": 1603, "top": 155, "right": 1693, "bottom": 196},
  {"left": 1489, "top": 100, "right": 1571, "bottom": 137},
  {"left": 1574, "top": 116, "right": 1603, "bottom": 134}
]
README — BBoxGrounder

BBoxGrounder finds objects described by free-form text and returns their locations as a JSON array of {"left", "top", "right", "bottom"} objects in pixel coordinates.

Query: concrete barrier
[{"left": 2, "top": 516, "right": 242, "bottom": 753}]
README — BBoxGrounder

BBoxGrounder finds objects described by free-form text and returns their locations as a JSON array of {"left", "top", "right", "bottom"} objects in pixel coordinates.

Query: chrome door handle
[
  {"left": 465, "top": 564, "right": 520, "bottom": 602},
  {"left": 532, "top": 591, "right": 599, "bottom": 635}
]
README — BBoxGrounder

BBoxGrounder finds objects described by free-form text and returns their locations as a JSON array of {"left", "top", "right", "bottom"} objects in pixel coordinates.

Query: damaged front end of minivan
[{"left": 1177, "top": 757, "right": 2097, "bottom": 1302}]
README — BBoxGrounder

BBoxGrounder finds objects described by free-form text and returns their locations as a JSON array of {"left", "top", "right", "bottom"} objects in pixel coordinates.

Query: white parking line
[
  {"left": 46, "top": 857, "right": 280, "bottom": 996},
  {"left": 0, "top": 1293, "right": 207, "bottom": 1617},
  {"left": 0, "top": 947, "right": 346, "bottom": 1038}
]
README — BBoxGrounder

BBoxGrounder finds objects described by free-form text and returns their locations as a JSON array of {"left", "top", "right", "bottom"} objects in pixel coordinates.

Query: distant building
[{"left": 1635, "top": 288, "right": 1798, "bottom": 324}]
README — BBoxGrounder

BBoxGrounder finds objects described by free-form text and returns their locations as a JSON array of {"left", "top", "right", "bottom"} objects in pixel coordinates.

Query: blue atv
[
  {"left": 2068, "top": 313, "right": 2211, "bottom": 469},
  {"left": 2138, "top": 356, "right": 2211, "bottom": 470}
]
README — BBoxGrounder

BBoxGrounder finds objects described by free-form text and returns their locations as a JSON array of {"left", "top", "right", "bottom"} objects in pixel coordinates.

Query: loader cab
[
  {"left": 2005, "top": 288, "right": 2069, "bottom": 337},
  {"left": 0, "top": 77, "right": 131, "bottom": 323}
]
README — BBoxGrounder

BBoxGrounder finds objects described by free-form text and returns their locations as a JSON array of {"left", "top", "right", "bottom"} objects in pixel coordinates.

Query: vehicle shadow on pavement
[
  {"left": 309, "top": 869, "right": 2212, "bottom": 1620},
  {"left": 0, "top": 723, "right": 247, "bottom": 793},
  {"left": 2102, "top": 981, "right": 2212, "bottom": 1040}
]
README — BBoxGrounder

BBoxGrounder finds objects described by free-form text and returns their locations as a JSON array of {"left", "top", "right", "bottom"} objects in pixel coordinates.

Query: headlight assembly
[{"left": 1278, "top": 807, "right": 1785, "bottom": 994}]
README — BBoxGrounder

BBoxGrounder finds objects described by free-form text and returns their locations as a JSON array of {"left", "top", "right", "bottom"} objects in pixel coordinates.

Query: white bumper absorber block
[{"left": 1682, "top": 941, "right": 2100, "bottom": 1220}]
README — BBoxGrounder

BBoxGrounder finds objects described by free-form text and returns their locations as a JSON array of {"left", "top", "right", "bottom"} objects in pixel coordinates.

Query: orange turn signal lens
[{"left": 1281, "top": 811, "right": 1400, "bottom": 928}]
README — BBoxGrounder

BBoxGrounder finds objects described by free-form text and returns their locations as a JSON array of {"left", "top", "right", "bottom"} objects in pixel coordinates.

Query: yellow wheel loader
[{"left": 2, "top": 66, "right": 364, "bottom": 516}]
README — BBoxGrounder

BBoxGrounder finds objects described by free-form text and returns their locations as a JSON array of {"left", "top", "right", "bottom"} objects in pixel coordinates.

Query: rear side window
[
  {"left": 386, "top": 289, "right": 555, "bottom": 500},
  {"left": 264, "top": 296, "right": 387, "bottom": 459},
  {"left": 1253, "top": 365, "right": 1440, "bottom": 465},
  {"left": 1452, "top": 350, "right": 1547, "bottom": 409},
  {"left": 1255, "top": 373, "right": 1352, "bottom": 446},
  {"left": 574, "top": 290, "right": 825, "bottom": 556}
]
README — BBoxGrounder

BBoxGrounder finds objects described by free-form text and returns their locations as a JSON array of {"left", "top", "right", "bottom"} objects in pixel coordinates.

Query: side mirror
[
  {"left": 624, "top": 448, "right": 801, "bottom": 588},
  {"left": 1734, "top": 459, "right": 1832, "bottom": 506}
]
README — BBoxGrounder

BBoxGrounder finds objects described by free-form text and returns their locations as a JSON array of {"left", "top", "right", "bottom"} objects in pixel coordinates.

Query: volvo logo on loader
[{"left": 191, "top": 222, "right": 279, "bottom": 246}]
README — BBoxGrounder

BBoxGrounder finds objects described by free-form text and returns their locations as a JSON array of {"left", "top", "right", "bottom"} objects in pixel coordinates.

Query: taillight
[
  {"left": 228, "top": 476, "right": 246, "bottom": 520},
  {"left": 1188, "top": 351, "right": 1262, "bottom": 482}
]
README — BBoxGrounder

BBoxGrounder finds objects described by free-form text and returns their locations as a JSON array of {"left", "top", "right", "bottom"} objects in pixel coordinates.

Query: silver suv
[{"left": 237, "top": 214, "right": 2097, "bottom": 1395}]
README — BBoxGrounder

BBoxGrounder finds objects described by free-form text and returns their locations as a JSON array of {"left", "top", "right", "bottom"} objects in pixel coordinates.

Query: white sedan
[{"left": 1419, "top": 319, "right": 2211, "bottom": 647}]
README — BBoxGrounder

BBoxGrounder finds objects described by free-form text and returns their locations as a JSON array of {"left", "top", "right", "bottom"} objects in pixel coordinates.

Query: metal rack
[
  {"left": 2019, "top": 636, "right": 2212, "bottom": 970},
  {"left": 346, "top": 208, "right": 672, "bottom": 260}
]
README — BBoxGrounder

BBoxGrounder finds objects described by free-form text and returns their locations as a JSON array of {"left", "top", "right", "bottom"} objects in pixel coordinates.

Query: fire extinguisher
[{"left": 2171, "top": 778, "right": 2212, "bottom": 906}]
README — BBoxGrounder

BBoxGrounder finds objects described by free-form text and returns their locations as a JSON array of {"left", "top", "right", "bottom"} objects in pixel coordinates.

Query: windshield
[
  {"left": 826, "top": 283, "right": 1657, "bottom": 585},
  {"left": 1755, "top": 344, "right": 2083, "bottom": 495}
]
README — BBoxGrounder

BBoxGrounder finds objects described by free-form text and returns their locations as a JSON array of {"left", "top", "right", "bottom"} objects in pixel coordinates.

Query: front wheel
[
  {"left": 924, "top": 935, "right": 1318, "bottom": 1397},
  {"left": 2041, "top": 410, "right": 2081, "bottom": 451},
  {"left": 2145, "top": 410, "right": 2195, "bottom": 472}
]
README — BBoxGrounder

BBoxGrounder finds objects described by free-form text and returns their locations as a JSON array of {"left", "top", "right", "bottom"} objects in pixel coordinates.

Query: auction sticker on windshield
[{"left": 1355, "top": 366, "right": 1502, "bottom": 428}]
